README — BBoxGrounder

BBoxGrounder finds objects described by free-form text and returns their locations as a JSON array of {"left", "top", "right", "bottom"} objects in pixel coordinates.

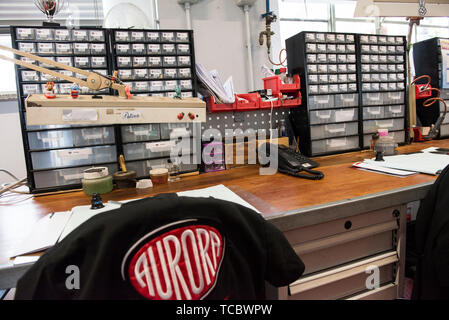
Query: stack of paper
[
  {"left": 196, "top": 63, "right": 235, "bottom": 104},
  {"left": 353, "top": 146, "right": 449, "bottom": 176}
]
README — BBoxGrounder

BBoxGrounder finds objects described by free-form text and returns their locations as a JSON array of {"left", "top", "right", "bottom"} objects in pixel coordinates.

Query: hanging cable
[{"left": 268, "top": 48, "right": 287, "bottom": 67}]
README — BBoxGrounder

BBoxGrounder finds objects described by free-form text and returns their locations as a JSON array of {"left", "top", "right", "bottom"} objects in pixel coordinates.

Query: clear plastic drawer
[
  {"left": 363, "top": 118, "right": 404, "bottom": 134},
  {"left": 121, "top": 124, "right": 160, "bottom": 143},
  {"left": 160, "top": 123, "right": 193, "bottom": 139},
  {"left": 363, "top": 106, "right": 384, "bottom": 120},
  {"left": 334, "top": 93, "right": 358, "bottom": 107},
  {"left": 384, "top": 91, "right": 404, "bottom": 105},
  {"left": 363, "top": 130, "right": 405, "bottom": 147},
  {"left": 123, "top": 141, "right": 174, "bottom": 161},
  {"left": 27, "top": 127, "right": 115, "bottom": 150},
  {"left": 311, "top": 136, "right": 359, "bottom": 155},
  {"left": 31, "top": 145, "right": 117, "bottom": 170},
  {"left": 33, "top": 164, "right": 118, "bottom": 189},
  {"left": 126, "top": 155, "right": 199, "bottom": 178},
  {"left": 308, "top": 95, "right": 335, "bottom": 110},
  {"left": 309, "top": 108, "right": 358, "bottom": 125},
  {"left": 362, "top": 92, "right": 383, "bottom": 106},
  {"left": 384, "top": 105, "right": 405, "bottom": 118},
  {"left": 310, "top": 122, "right": 359, "bottom": 140}
]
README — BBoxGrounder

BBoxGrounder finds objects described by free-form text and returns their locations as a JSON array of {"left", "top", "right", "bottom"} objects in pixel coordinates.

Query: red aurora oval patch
[{"left": 127, "top": 224, "right": 224, "bottom": 300}]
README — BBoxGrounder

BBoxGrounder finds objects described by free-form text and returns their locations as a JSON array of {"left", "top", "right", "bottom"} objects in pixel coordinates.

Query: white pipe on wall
[
  {"left": 243, "top": 4, "right": 255, "bottom": 92},
  {"left": 185, "top": 2, "right": 192, "bottom": 29}
]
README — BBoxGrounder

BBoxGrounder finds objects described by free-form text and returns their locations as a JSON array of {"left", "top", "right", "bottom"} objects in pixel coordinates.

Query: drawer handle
[{"left": 293, "top": 220, "right": 398, "bottom": 255}]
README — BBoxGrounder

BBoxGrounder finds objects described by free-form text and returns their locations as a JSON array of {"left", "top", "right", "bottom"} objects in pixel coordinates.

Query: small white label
[
  {"left": 179, "top": 68, "right": 191, "bottom": 77},
  {"left": 90, "top": 30, "right": 103, "bottom": 39},
  {"left": 164, "top": 69, "right": 176, "bottom": 77},
  {"left": 73, "top": 30, "right": 88, "bottom": 39},
  {"left": 177, "top": 32, "right": 189, "bottom": 41},
  {"left": 119, "top": 57, "right": 131, "bottom": 64},
  {"left": 62, "top": 109, "right": 98, "bottom": 122},
  {"left": 148, "top": 44, "right": 160, "bottom": 53},
  {"left": 91, "top": 56, "right": 106, "bottom": 66},
  {"left": 151, "top": 69, "right": 163, "bottom": 78},
  {"left": 116, "top": 31, "right": 129, "bottom": 40},
  {"left": 163, "top": 44, "right": 175, "bottom": 53},
  {"left": 121, "top": 111, "right": 141, "bottom": 120},
  {"left": 57, "top": 148, "right": 92, "bottom": 160},
  {"left": 177, "top": 44, "right": 189, "bottom": 53},
  {"left": 149, "top": 57, "right": 161, "bottom": 65},
  {"left": 134, "top": 69, "right": 147, "bottom": 77},
  {"left": 164, "top": 57, "right": 176, "bottom": 64},
  {"left": 147, "top": 32, "right": 159, "bottom": 41},
  {"left": 133, "top": 44, "right": 145, "bottom": 52},
  {"left": 91, "top": 43, "right": 105, "bottom": 52},
  {"left": 75, "top": 57, "right": 89, "bottom": 66},
  {"left": 131, "top": 31, "right": 145, "bottom": 40}
]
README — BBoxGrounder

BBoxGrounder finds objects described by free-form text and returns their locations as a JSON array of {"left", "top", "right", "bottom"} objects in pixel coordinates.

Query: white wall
[
  {"left": 158, "top": 0, "right": 282, "bottom": 92},
  {"left": 0, "top": 100, "right": 27, "bottom": 185}
]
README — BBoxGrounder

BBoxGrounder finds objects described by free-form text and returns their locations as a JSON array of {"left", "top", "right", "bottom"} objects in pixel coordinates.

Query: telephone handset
[{"left": 260, "top": 143, "right": 324, "bottom": 180}]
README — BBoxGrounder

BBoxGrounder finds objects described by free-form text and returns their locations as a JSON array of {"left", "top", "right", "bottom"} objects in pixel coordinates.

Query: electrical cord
[
  {"left": 268, "top": 48, "right": 287, "bottom": 67},
  {"left": 0, "top": 169, "right": 19, "bottom": 181}
]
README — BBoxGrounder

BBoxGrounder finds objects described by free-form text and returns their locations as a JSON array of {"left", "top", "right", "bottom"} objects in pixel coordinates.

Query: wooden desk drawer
[
  {"left": 284, "top": 207, "right": 399, "bottom": 245},
  {"left": 346, "top": 283, "right": 398, "bottom": 300},
  {"left": 294, "top": 220, "right": 397, "bottom": 274},
  {"left": 289, "top": 251, "right": 397, "bottom": 300}
]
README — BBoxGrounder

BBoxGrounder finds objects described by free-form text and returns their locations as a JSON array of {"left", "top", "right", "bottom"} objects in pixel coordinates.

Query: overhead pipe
[{"left": 185, "top": 2, "right": 192, "bottom": 29}]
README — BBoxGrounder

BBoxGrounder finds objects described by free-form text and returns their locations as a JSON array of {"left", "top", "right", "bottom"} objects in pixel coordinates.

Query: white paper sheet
[
  {"left": 177, "top": 184, "right": 260, "bottom": 213},
  {"left": 10, "top": 211, "right": 71, "bottom": 257},
  {"left": 58, "top": 203, "right": 122, "bottom": 241}
]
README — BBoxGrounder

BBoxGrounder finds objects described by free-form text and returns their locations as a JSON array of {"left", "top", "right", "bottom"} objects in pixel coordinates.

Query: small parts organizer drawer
[
  {"left": 31, "top": 145, "right": 117, "bottom": 170},
  {"left": 309, "top": 108, "right": 358, "bottom": 125},
  {"left": 362, "top": 105, "right": 405, "bottom": 120},
  {"left": 284, "top": 206, "right": 402, "bottom": 299},
  {"left": 363, "top": 118, "right": 404, "bottom": 134},
  {"left": 308, "top": 93, "right": 358, "bottom": 110},
  {"left": 33, "top": 163, "right": 118, "bottom": 189},
  {"left": 362, "top": 92, "right": 405, "bottom": 106},
  {"left": 126, "top": 155, "right": 198, "bottom": 178},
  {"left": 27, "top": 127, "right": 115, "bottom": 150},
  {"left": 311, "top": 136, "right": 359, "bottom": 155},
  {"left": 310, "top": 122, "right": 358, "bottom": 140},
  {"left": 123, "top": 138, "right": 196, "bottom": 161}
]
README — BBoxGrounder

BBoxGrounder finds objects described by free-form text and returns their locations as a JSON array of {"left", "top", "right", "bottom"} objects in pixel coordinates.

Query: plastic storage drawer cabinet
[{"left": 309, "top": 108, "right": 358, "bottom": 125}]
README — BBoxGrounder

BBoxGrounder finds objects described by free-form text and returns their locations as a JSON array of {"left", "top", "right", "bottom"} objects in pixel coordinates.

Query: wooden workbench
[{"left": 1, "top": 139, "right": 447, "bottom": 299}]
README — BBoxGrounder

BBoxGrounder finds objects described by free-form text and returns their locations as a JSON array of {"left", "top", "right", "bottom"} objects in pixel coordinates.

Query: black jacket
[
  {"left": 413, "top": 165, "right": 449, "bottom": 299},
  {"left": 15, "top": 194, "right": 304, "bottom": 300}
]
